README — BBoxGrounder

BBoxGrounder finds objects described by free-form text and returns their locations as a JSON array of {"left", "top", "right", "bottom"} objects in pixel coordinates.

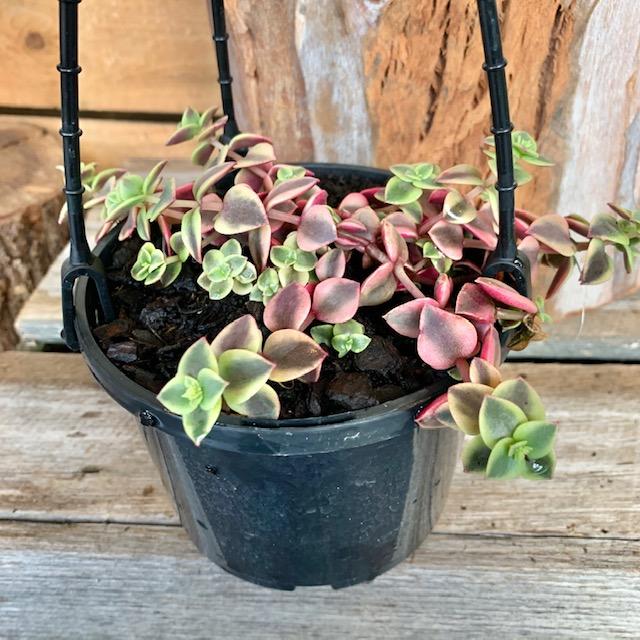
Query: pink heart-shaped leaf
[
  {"left": 417, "top": 305, "right": 478, "bottom": 370},
  {"left": 263, "top": 330, "right": 327, "bottom": 382},
  {"left": 265, "top": 176, "right": 319, "bottom": 211},
  {"left": 339, "top": 192, "right": 369, "bottom": 215},
  {"left": 429, "top": 220, "right": 463, "bottom": 260},
  {"left": 475, "top": 277, "right": 538, "bottom": 314},
  {"left": 383, "top": 297, "right": 437, "bottom": 338},
  {"left": 315, "top": 248, "right": 346, "bottom": 281},
  {"left": 297, "top": 205, "right": 338, "bottom": 251},
  {"left": 312, "top": 278, "right": 360, "bottom": 324},
  {"left": 263, "top": 283, "right": 312, "bottom": 332},
  {"left": 455, "top": 283, "right": 496, "bottom": 325},
  {"left": 214, "top": 184, "right": 268, "bottom": 235}
]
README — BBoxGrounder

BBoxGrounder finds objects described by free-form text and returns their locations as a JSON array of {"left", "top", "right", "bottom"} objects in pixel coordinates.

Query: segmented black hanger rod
[
  {"left": 477, "top": 0, "right": 517, "bottom": 262},
  {"left": 58, "top": 0, "right": 90, "bottom": 266},
  {"left": 210, "top": 0, "right": 239, "bottom": 140}
]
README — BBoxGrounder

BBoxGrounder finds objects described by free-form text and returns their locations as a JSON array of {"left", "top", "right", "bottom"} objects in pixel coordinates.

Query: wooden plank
[
  {"left": 0, "top": 0, "right": 219, "bottom": 114},
  {"left": 1, "top": 352, "right": 638, "bottom": 540},
  {"left": 1, "top": 521, "right": 638, "bottom": 639},
  {"left": 0, "top": 122, "right": 67, "bottom": 349},
  {"left": 0, "top": 115, "right": 191, "bottom": 169}
]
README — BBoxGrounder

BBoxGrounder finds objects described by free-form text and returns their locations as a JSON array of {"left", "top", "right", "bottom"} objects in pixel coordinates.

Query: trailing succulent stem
[{"left": 99, "top": 107, "right": 628, "bottom": 476}]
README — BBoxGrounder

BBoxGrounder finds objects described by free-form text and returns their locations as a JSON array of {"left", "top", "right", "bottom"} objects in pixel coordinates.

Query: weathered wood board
[
  {"left": 0, "top": 0, "right": 219, "bottom": 114},
  {"left": 0, "top": 115, "right": 187, "bottom": 169},
  {"left": 0, "top": 352, "right": 638, "bottom": 638},
  {"left": 2, "top": 522, "right": 638, "bottom": 640},
  {"left": 0, "top": 122, "right": 68, "bottom": 349}
]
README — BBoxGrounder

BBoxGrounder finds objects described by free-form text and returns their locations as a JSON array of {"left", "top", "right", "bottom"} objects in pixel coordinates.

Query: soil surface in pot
[{"left": 94, "top": 172, "right": 442, "bottom": 419}]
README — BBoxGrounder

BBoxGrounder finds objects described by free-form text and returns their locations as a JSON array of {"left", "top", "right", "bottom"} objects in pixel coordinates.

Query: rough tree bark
[
  {"left": 225, "top": 0, "right": 640, "bottom": 314},
  {"left": 0, "top": 123, "right": 67, "bottom": 349}
]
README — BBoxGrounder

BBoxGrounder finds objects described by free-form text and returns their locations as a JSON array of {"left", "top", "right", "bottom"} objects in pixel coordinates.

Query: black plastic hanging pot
[{"left": 58, "top": 0, "right": 529, "bottom": 589}]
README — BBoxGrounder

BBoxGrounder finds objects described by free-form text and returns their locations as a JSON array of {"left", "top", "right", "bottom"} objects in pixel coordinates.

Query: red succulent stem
[
  {"left": 394, "top": 264, "right": 425, "bottom": 299},
  {"left": 566, "top": 217, "right": 590, "bottom": 238},
  {"left": 268, "top": 210, "right": 300, "bottom": 226},
  {"left": 418, "top": 213, "right": 444, "bottom": 237}
]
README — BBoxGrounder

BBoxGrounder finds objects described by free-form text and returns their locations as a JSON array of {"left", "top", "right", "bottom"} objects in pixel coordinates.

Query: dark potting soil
[{"left": 94, "top": 171, "right": 441, "bottom": 419}]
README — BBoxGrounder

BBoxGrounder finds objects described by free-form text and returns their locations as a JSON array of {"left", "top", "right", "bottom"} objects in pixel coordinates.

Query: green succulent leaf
[
  {"left": 177, "top": 337, "right": 218, "bottom": 378},
  {"left": 310, "top": 324, "right": 334, "bottom": 346},
  {"left": 196, "top": 368, "right": 228, "bottom": 411},
  {"left": 218, "top": 350, "right": 275, "bottom": 405},
  {"left": 331, "top": 333, "right": 371, "bottom": 358},
  {"left": 159, "top": 256, "right": 182, "bottom": 288},
  {"left": 522, "top": 451, "right": 556, "bottom": 480},
  {"left": 271, "top": 245, "right": 297, "bottom": 268},
  {"left": 383, "top": 177, "right": 423, "bottom": 206},
  {"left": 131, "top": 242, "right": 166, "bottom": 285},
  {"left": 205, "top": 278, "right": 234, "bottom": 300},
  {"left": 491, "top": 378, "right": 546, "bottom": 422},
  {"left": 157, "top": 375, "right": 201, "bottom": 415},
  {"left": 181, "top": 207, "right": 203, "bottom": 263},
  {"left": 486, "top": 437, "right": 528, "bottom": 479},
  {"left": 182, "top": 401, "right": 222, "bottom": 446},
  {"left": 461, "top": 435, "right": 492, "bottom": 473},
  {"left": 479, "top": 396, "right": 528, "bottom": 448},
  {"left": 170, "top": 232, "right": 189, "bottom": 263},
  {"left": 512, "top": 420, "right": 557, "bottom": 459}
]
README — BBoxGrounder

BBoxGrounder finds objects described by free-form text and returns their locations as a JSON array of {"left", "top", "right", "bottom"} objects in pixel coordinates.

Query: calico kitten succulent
[{"left": 95, "top": 106, "right": 629, "bottom": 474}]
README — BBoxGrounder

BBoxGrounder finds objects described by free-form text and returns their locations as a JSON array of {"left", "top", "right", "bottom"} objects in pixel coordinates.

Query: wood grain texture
[
  {"left": 0, "top": 115, "right": 191, "bottom": 169},
  {"left": 0, "top": 0, "right": 219, "bottom": 114},
  {"left": 1, "top": 521, "right": 638, "bottom": 640},
  {"left": 554, "top": 0, "right": 640, "bottom": 314},
  {"left": 0, "top": 122, "right": 67, "bottom": 349},
  {"left": 1, "top": 352, "right": 638, "bottom": 540}
]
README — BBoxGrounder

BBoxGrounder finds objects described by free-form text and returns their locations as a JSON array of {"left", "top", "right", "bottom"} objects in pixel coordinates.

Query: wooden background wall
[{"left": 1, "top": 0, "right": 639, "bottom": 313}]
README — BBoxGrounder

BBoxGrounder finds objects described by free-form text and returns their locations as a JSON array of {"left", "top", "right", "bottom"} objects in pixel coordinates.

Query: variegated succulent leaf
[
  {"left": 310, "top": 319, "right": 371, "bottom": 358},
  {"left": 197, "top": 239, "right": 257, "bottom": 300}
]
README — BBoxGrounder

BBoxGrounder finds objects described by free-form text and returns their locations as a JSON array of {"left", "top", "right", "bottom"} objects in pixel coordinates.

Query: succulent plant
[
  {"left": 270, "top": 232, "right": 318, "bottom": 286},
  {"left": 417, "top": 358, "right": 557, "bottom": 480},
  {"left": 98, "top": 112, "right": 629, "bottom": 479},
  {"left": 311, "top": 320, "right": 371, "bottom": 358},
  {"left": 131, "top": 242, "right": 168, "bottom": 285},
  {"left": 197, "top": 239, "right": 257, "bottom": 300},
  {"left": 102, "top": 162, "right": 176, "bottom": 228},
  {"left": 249, "top": 268, "right": 282, "bottom": 304},
  {"left": 158, "top": 315, "right": 325, "bottom": 444}
]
